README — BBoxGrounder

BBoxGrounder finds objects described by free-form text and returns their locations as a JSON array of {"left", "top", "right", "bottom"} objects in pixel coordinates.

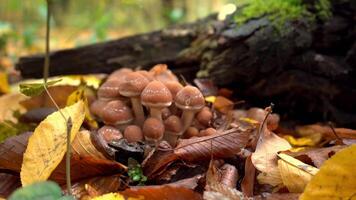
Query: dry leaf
[
  {"left": 213, "top": 96, "right": 234, "bottom": 114},
  {"left": 71, "top": 130, "right": 108, "bottom": 160},
  {"left": 120, "top": 185, "right": 202, "bottom": 200},
  {"left": 0, "top": 173, "right": 21, "bottom": 198},
  {"left": 20, "top": 101, "right": 85, "bottom": 186},
  {"left": 297, "top": 124, "right": 356, "bottom": 139},
  {"left": 175, "top": 127, "right": 252, "bottom": 162},
  {"left": 254, "top": 193, "right": 300, "bottom": 200},
  {"left": 251, "top": 128, "right": 291, "bottom": 186},
  {"left": 283, "top": 134, "right": 322, "bottom": 147},
  {"left": 0, "top": 93, "right": 27, "bottom": 123},
  {"left": 91, "top": 193, "right": 127, "bottom": 200},
  {"left": 241, "top": 155, "right": 255, "bottom": 197},
  {"left": 285, "top": 145, "right": 346, "bottom": 168},
  {"left": 69, "top": 174, "right": 124, "bottom": 200},
  {"left": 0, "top": 72, "right": 10, "bottom": 94},
  {"left": 277, "top": 153, "right": 319, "bottom": 193},
  {"left": 300, "top": 145, "right": 356, "bottom": 200}
]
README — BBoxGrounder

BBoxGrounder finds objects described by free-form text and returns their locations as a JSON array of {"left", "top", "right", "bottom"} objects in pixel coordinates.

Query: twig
[{"left": 328, "top": 121, "right": 343, "bottom": 144}]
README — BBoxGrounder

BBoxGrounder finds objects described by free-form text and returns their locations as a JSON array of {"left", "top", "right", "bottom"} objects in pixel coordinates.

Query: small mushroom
[
  {"left": 141, "top": 81, "right": 172, "bottom": 121},
  {"left": 246, "top": 107, "right": 280, "bottom": 130},
  {"left": 161, "top": 107, "right": 172, "bottom": 120},
  {"left": 196, "top": 106, "right": 213, "bottom": 127},
  {"left": 163, "top": 115, "right": 183, "bottom": 146},
  {"left": 142, "top": 117, "right": 165, "bottom": 147},
  {"left": 163, "top": 81, "right": 183, "bottom": 99},
  {"left": 149, "top": 64, "right": 178, "bottom": 82},
  {"left": 137, "top": 70, "right": 155, "bottom": 81},
  {"left": 97, "top": 79, "right": 123, "bottom": 101},
  {"left": 184, "top": 126, "right": 199, "bottom": 138},
  {"left": 97, "top": 125, "right": 123, "bottom": 143},
  {"left": 90, "top": 99, "right": 109, "bottom": 118},
  {"left": 199, "top": 127, "right": 217, "bottom": 136},
  {"left": 101, "top": 100, "right": 133, "bottom": 131},
  {"left": 118, "top": 72, "right": 149, "bottom": 126},
  {"left": 124, "top": 125, "right": 143, "bottom": 143},
  {"left": 107, "top": 68, "right": 133, "bottom": 82},
  {"left": 175, "top": 85, "right": 205, "bottom": 134}
]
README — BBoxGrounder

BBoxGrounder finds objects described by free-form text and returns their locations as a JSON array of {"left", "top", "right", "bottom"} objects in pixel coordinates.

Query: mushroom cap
[
  {"left": 164, "top": 115, "right": 183, "bottom": 133},
  {"left": 184, "top": 126, "right": 199, "bottom": 138},
  {"left": 124, "top": 125, "right": 143, "bottom": 143},
  {"left": 101, "top": 100, "right": 133, "bottom": 125},
  {"left": 137, "top": 70, "right": 155, "bottom": 81},
  {"left": 196, "top": 107, "right": 213, "bottom": 126},
  {"left": 175, "top": 85, "right": 205, "bottom": 110},
  {"left": 149, "top": 64, "right": 178, "bottom": 82},
  {"left": 90, "top": 99, "right": 108, "bottom": 117},
  {"left": 143, "top": 117, "right": 165, "bottom": 140},
  {"left": 97, "top": 125, "right": 123, "bottom": 143},
  {"left": 97, "top": 79, "right": 122, "bottom": 100},
  {"left": 118, "top": 72, "right": 150, "bottom": 97},
  {"left": 200, "top": 128, "right": 217, "bottom": 136},
  {"left": 163, "top": 81, "right": 183, "bottom": 98},
  {"left": 107, "top": 68, "right": 133, "bottom": 81},
  {"left": 141, "top": 81, "right": 172, "bottom": 108},
  {"left": 161, "top": 107, "right": 172, "bottom": 120}
]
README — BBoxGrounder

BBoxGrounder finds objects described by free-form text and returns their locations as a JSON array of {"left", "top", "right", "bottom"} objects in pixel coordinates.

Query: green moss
[{"left": 234, "top": 0, "right": 331, "bottom": 29}]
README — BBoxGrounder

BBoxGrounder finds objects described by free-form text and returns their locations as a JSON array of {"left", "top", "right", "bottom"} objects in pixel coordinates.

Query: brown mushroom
[
  {"left": 118, "top": 72, "right": 149, "bottom": 125},
  {"left": 142, "top": 117, "right": 165, "bottom": 147},
  {"left": 124, "top": 125, "right": 143, "bottom": 143},
  {"left": 97, "top": 79, "right": 122, "bottom": 101},
  {"left": 184, "top": 126, "right": 199, "bottom": 138},
  {"left": 107, "top": 68, "right": 133, "bottom": 81},
  {"left": 196, "top": 106, "right": 213, "bottom": 127},
  {"left": 163, "top": 81, "right": 183, "bottom": 98},
  {"left": 101, "top": 100, "right": 133, "bottom": 131},
  {"left": 90, "top": 99, "right": 108, "bottom": 118},
  {"left": 97, "top": 125, "right": 123, "bottom": 143},
  {"left": 137, "top": 70, "right": 155, "bottom": 81},
  {"left": 163, "top": 115, "right": 183, "bottom": 146},
  {"left": 246, "top": 107, "right": 280, "bottom": 131},
  {"left": 149, "top": 64, "right": 178, "bottom": 82},
  {"left": 175, "top": 85, "right": 205, "bottom": 134},
  {"left": 161, "top": 107, "right": 172, "bottom": 120},
  {"left": 200, "top": 127, "right": 217, "bottom": 136},
  {"left": 141, "top": 81, "right": 172, "bottom": 121}
]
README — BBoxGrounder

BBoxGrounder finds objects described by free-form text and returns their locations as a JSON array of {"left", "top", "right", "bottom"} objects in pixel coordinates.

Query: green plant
[{"left": 128, "top": 158, "right": 147, "bottom": 185}]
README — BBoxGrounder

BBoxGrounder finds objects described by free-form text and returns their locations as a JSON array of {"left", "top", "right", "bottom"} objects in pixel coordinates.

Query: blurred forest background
[{"left": 0, "top": 0, "right": 234, "bottom": 70}]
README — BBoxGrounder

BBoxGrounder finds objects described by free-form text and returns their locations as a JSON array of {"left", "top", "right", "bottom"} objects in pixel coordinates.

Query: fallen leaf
[
  {"left": 300, "top": 145, "right": 356, "bottom": 200},
  {"left": 20, "top": 101, "right": 85, "bottom": 186},
  {"left": 193, "top": 78, "right": 218, "bottom": 97},
  {"left": 254, "top": 193, "right": 300, "bottom": 200},
  {"left": 277, "top": 153, "right": 319, "bottom": 193},
  {"left": 69, "top": 174, "right": 124, "bottom": 200},
  {"left": 241, "top": 155, "right": 255, "bottom": 197},
  {"left": 90, "top": 193, "right": 127, "bottom": 200},
  {"left": 120, "top": 185, "right": 202, "bottom": 200},
  {"left": 19, "top": 79, "right": 61, "bottom": 97},
  {"left": 0, "top": 173, "right": 21, "bottom": 198},
  {"left": 66, "top": 86, "right": 98, "bottom": 129},
  {"left": 0, "top": 93, "right": 27, "bottom": 123},
  {"left": 283, "top": 134, "right": 322, "bottom": 147},
  {"left": 297, "top": 124, "right": 356, "bottom": 139},
  {"left": 213, "top": 96, "right": 234, "bottom": 114},
  {"left": 0, "top": 72, "right": 10, "bottom": 94},
  {"left": 175, "top": 127, "right": 252, "bottom": 162},
  {"left": 71, "top": 130, "right": 108, "bottom": 160},
  {"left": 8, "top": 181, "right": 64, "bottom": 200},
  {"left": 251, "top": 128, "right": 291, "bottom": 186},
  {"left": 285, "top": 145, "right": 347, "bottom": 168}
]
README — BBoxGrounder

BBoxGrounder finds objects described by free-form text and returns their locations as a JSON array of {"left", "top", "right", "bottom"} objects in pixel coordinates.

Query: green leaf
[
  {"left": 127, "top": 157, "right": 147, "bottom": 185},
  {"left": 0, "top": 119, "right": 35, "bottom": 143},
  {"left": 8, "top": 181, "right": 62, "bottom": 200},
  {"left": 19, "top": 79, "right": 61, "bottom": 97}
]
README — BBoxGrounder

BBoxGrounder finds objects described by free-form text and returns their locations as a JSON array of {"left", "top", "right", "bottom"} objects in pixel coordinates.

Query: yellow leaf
[
  {"left": 213, "top": 96, "right": 234, "bottom": 114},
  {"left": 91, "top": 193, "right": 141, "bottom": 200},
  {"left": 67, "top": 86, "right": 98, "bottom": 129},
  {"left": 300, "top": 145, "right": 356, "bottom": 200},
  {"left": 277, "top": 153, "right": 319, "bottom": 193},
  {"left": 283, "top": 134, "right": 322, "bottom": 147},
  {"left": 205, "top": 96, "right": 216, "bottom": 103},
  {"left": 0, "top": 72, "right": 10, "bottom": 94},
  {"left": 20, "top": 101, "right": 85, "bottom": 186}
]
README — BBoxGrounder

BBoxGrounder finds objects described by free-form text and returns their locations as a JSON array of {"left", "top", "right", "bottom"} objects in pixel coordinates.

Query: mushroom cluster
[{"left": 90, "top": 64, "right": 215, "bottom": 147}]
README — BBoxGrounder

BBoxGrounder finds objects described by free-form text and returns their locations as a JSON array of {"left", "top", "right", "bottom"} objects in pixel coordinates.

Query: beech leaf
[
  {"left": 19, "top": 79, "right": 61, "bottom": 97},
  {"left": 300, "top": 145, "right": 356, "bottom": 200},
  {"left": 0, "top": 173, "right": 21, "bottom": 198},
  {"left": 20, "top": 101, "right": 85, "bottom": 186},
  {"left": 277, "top": 153, "right": 319, "bottom": 192}
]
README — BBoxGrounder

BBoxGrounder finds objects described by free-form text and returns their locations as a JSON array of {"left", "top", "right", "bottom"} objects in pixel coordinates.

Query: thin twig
[{"left": 328, "top": 121, "right": 343, "bottom": 144}]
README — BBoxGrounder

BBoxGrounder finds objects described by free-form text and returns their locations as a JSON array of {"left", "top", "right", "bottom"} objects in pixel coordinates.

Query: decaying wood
[{"left": 16, "top": 1, "right": 356, "bottom": 127}]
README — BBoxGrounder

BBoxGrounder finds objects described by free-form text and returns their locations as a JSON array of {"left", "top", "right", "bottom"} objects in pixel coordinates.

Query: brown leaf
[
  {"left": 175, "top": 127, "right": 252, "bottom": 162},
  {"left": 71, "top": 130, "right": 109, "bottom": 160},
  {"left": 165, "top": 175, "right": 203, "bottom": 190},
  {"left": 254, "top": 193, "right": 300, "bottom": 200},
  {"left": 0, "top": 173, "right": 21, "bottom": 198},
  {"left": 0, "top": 131, "right": 125, "bottom": 185},
  {"left": 241, "top": 155, "right": 256, "bottom": 197},
  {"left": 120, "top": 185, "right": 202, "bottom": 200},
  {"left": 213, "top": 96, "right": 234, "bottom": 114},
  {"left": 68, "top": 174, "right": 125, "bottom": 200},
  {"left": 284, "top": 145, "right": 347, "bottom": 168},
  {"left": 297, "top": 124, "right": 356, "bottom": 139}
]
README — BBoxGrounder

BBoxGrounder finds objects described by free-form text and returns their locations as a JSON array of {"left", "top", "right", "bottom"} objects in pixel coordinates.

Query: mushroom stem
[
  {"left": 131, "top": 97, "right": 145, "bottom": 126},
  {"left": 164, "top": 131, "right": 180, "bottom": 147},
  {"left": 180, "top": 110, "right": 196, "bottom": 135},
  {"left": 150, "top": 107, "right": 162, "bottom": 121}
]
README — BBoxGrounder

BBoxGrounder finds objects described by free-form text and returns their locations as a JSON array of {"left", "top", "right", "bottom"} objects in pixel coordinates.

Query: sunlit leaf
[
  {"left": 300, "top": 145, "right": 356, "bottom": 200},
  {"left": 19, "top": 79, "right": 61, "bottom": 97},
  {"left": 0, "top": 93, "right": 27, "bottom": 123},
  {"left": 0, "top": 72, "right": 10, "bottom": 94},
  {"left": 91, "top": 193, "right": 126, "bottom": 200},
  {"left": 66, "top": 86, "right": 98, "bottom": 129},
  {"left": 213, "top": 96, "right": 234, "bottom": 114},
  {"left": 277, "top": 153, "right": 319, "bottom": 193},
  {"left": 283, "top": 134, "right": 322, "bottom": 147},
  {"left": 20, "top": 101, "right": 85, "bottom": 186}
]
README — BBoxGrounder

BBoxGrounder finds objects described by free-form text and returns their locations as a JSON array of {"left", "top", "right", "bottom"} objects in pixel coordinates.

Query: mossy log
[{"left": 16, "top": 1, "right": 356, "bottom": 127}]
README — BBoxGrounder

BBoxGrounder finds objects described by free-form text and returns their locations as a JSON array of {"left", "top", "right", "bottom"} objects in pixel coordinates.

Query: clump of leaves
[
  {"left": 234, "top": 0, "right": 331, "bottom": 29},
  {"left": 0, "top": 110, "right": 35, "bottom": 143},
  {"left": 128, "top": 158, "right": 147, "bottom": 185}
]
